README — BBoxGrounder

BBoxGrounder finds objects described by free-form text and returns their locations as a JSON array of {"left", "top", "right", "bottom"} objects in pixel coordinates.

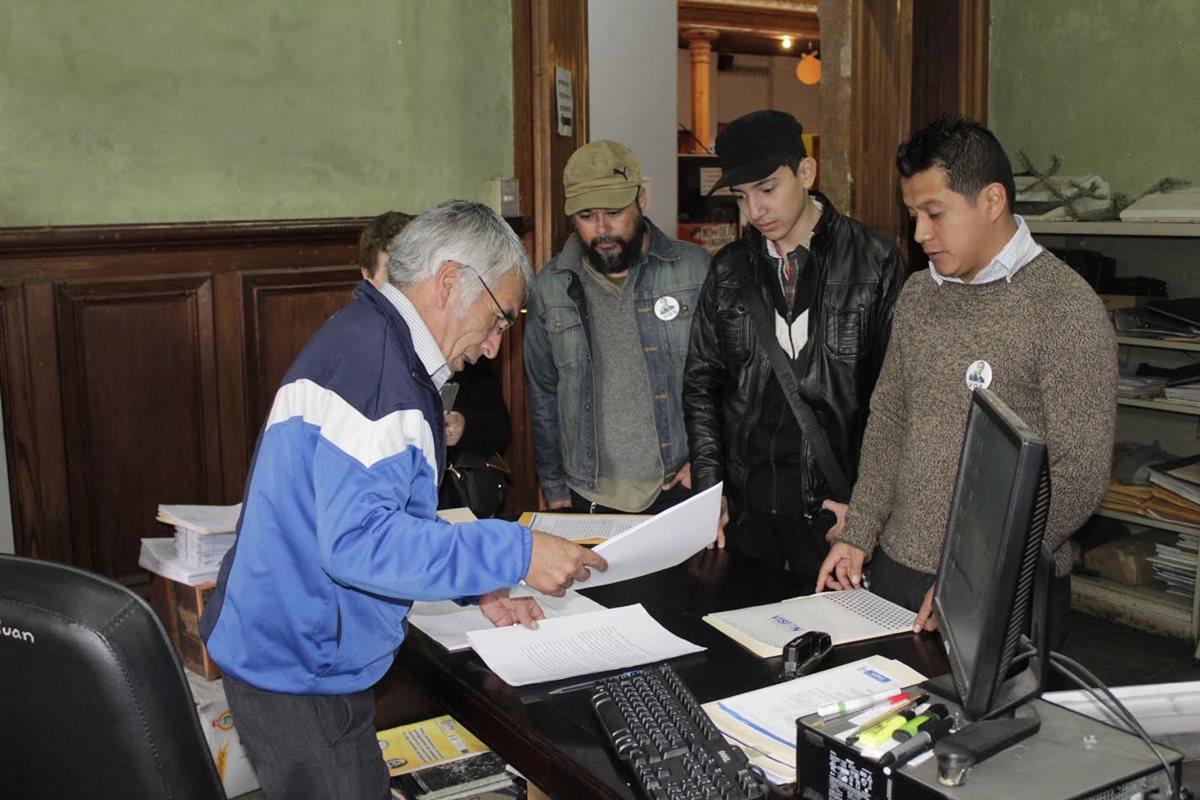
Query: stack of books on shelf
[
  {"left": 378, "top": 715, "right": 517, "bottom": 800},
  {"left": 1146, "top": 533, "right": 1198, "bottom": 598}
]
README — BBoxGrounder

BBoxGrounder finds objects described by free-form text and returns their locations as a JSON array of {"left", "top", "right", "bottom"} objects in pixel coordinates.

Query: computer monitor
[{"left": 933, "top": 387, "right": 1051, "bottom": 722}]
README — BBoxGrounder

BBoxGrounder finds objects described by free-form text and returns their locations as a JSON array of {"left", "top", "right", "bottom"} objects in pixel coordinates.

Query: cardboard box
[
  {"left": 185, "top": 670, "right": 260, "bottom": 797},
  {"left": 151, "top": 575, "right": 221, "bottom": 679}
]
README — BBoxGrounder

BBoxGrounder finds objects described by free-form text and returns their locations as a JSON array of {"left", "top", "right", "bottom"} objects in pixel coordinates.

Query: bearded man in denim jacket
[{"left": 525, "top": 140, "right": 711, "bottom": 514}]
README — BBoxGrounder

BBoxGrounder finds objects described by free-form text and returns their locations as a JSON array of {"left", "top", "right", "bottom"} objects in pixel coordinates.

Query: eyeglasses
[{"left": 460, "top": 263, "right": 516, "bottom": 334}]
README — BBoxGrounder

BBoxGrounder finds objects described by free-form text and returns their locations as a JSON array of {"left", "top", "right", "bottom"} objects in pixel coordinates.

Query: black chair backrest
[{"left": 0, "top": 554, "right": 226, "bottom": 800}]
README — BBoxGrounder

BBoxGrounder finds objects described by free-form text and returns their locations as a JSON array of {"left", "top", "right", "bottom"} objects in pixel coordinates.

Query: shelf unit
[{"left": 1029, "top": 221, "right": 1200, "bottom": 655}]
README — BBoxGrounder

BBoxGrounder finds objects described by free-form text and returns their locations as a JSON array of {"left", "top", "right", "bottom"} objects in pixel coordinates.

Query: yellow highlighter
[{"left": 849, "top": 712, "right": 910, "bottom": 748}]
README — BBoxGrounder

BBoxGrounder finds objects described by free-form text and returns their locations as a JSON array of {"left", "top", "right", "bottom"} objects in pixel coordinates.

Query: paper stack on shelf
[
  {"left": 1148, "top": 457, "right": 1200, "bottom": 508},
  {"left": 1163, "top": 383, "right": 1200, "bottom": 405},
  {"left": 156, "top": 503, "right": 241, "bottom": 568},
  {"left": 1117, "top": 375, "right": 1167, "bottom": 399},
  {"left": 1101, "top": 480, "right": 1200, "bottom": 532},
  {"left": 1147, "top": 534, "right": 1198, "bottom": 598},
  {"left": 138, "top": 538, "right": 220, "bottom": 585}
]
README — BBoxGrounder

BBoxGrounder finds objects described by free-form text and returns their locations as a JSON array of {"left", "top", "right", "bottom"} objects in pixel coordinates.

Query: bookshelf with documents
[{"left": 1029, "top": 221, "right": 1200, "bottom": 654}]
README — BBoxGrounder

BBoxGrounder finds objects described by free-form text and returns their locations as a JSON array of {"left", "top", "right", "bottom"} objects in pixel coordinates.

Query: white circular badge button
[
  {"left": 965, "top": 359, "right": 993, "bottom": 391},
  {"left": 654, "top": 295, "right": 680, "bottom": 321}
]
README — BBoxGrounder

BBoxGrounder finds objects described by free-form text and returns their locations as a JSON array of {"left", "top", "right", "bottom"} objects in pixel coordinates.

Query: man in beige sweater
[{"left": 814, "top": 116, "right": 1116, "bottom": 646}]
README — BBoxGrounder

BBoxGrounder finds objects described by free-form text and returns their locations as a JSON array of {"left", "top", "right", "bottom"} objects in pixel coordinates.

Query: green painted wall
[
  {"left": 989, "top": 1, "right": 1199, "bottom": 200},
  {"left": 0, "top": 1, "right": 513, "bottom": 226}
]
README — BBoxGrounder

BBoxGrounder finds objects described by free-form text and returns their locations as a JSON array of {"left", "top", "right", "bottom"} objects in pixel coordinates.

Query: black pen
[
  {"left": 880, "top": 717, "right": 954, "bottom": 770},
  {"left": 547, "top": 679, "right": 598, "bottom": 696}
]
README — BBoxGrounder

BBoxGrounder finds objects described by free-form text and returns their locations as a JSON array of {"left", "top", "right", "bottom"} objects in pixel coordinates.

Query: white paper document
[
  {"left": 510, "top": 483, "right": 722, "bottom": 597},
  {"left": 702, "top": 654, "right": 926, "bottom": 779},
  {"left": 465, "top": 604, "right": 704, "bottom": 687},
  {"left": 156, "top": 503, "right": 242, "bottom": 534},
  {"left": 709, "top": 655, "right": 926, "bottom": 747},
  {"left": 527, "top": 513, "right": 651, "bottom": 543},
  {"left": 408, "top": 591, "right": 607, "bottom": 652}
]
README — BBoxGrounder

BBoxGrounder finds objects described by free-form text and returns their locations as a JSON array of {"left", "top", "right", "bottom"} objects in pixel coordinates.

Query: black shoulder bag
[
  {"left": 443, "top": 452, "right": 512, "bottom": 518},
  {"left": 738, "top": 279, "right": 852, "bottom": 503}
]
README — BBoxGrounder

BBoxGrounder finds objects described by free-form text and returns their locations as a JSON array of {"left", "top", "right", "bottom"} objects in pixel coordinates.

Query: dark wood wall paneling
[
  {"left": 850, "top": 0, "right": 989, "bottom": 259},
  {"left": 1, "top": 216, "right": 541, "bottom": 581},
  {"left": 0, "top": 221, "right": 365, "bottom": 579}
]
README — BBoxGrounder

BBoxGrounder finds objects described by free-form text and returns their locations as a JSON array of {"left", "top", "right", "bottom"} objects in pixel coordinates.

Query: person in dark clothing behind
[
  {"left": 439, "top": 357, "right": 513, "bottom": 512},
  {"left": 358, "top": 210, "right": 514, "bottom": 514},
  {"left": 683, "top": 110, "right": 906, "bottom": 586}
]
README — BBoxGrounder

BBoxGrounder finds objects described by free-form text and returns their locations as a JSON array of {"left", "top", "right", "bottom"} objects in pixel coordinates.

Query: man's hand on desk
[
  {"left": 708, "top": 495, "right": 729, "bottom": 550},
  {"left": 913, "top": 585, "right": 939, "bottom": 633},
  {"left": 479, "top": 588, "right": 545, "bottom": 630},
  {"left": 525, "top": 531, "right": 608, "bottom": 597},
  {"left": 814, "top": 542, "right": 867, "bottom": 593}
]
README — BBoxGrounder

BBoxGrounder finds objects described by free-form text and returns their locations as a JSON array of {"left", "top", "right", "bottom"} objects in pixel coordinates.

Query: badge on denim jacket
[{"left": 654, "top": 295, "right": 680, "bottom": 321}]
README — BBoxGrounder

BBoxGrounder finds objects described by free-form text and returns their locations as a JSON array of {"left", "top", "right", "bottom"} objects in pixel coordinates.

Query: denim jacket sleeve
[{"left": 523, "top": 289, "right": 571, "bottom": 503}]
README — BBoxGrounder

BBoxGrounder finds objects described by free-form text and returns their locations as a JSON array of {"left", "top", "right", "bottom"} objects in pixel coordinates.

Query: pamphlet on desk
[
  {"left": 703, "top": 655, "right": 927, "bottom": 784},
  {"left": 703, "top": 588, "right": 917, "bottom": 658},
  {"left": 509, "top": 483, "right": 722, "bottom": 598},
  {"left": 465, "top": 604, "right": 704, "bottom": 687}
]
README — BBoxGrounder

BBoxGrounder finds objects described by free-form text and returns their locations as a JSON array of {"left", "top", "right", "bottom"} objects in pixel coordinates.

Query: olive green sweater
[{"left": 838, "top": 251, "right": 1117, "bottom": 577}]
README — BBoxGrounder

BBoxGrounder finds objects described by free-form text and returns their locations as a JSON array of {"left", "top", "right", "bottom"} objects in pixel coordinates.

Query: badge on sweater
[
  {"left": 654, "top": 295, "right": 680, "bottom": 321},
  {"left": 965, "top": 359, "right": 993, "bottom": 391}
]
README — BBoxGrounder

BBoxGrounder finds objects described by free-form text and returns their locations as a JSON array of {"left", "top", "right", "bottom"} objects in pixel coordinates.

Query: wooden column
[{"left": 683, "top": 29, "right": 719, "bottom": 150}]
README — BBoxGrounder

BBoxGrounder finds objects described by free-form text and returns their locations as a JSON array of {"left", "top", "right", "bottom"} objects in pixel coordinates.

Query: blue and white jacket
[{"left": 201, "top": 282, "right": 532, "bottom": 695}]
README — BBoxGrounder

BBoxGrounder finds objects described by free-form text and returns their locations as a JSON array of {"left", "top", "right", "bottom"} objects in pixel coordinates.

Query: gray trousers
[{"left": 222, "top": 673, "right": 389, "bottom": 800}]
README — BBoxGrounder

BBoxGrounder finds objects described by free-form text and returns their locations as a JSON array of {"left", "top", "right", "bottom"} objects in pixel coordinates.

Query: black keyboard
[{"left": 591, "top": 664, "right": 767, "bottom": 800}]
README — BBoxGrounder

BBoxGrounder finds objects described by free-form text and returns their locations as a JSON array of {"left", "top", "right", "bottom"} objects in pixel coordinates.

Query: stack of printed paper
[
  {"left": 701, "top": 655, "right": 926, "bottom": 784},
  {"left": 157, "top": 503, "right": 241, "bottom": 568}
]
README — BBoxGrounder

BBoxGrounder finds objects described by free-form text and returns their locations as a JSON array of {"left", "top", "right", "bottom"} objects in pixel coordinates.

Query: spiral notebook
[{"left": 703, "top": 589, "right": 916, "bottom": 658}]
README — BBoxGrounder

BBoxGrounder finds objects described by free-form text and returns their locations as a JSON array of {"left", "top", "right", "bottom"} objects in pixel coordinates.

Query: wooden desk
[{"left": 392, "top": 549, "right": 950, "bottom": 799}]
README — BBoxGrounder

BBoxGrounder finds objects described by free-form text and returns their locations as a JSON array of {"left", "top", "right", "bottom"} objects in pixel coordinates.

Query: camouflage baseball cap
[{"left": 563, "top": 140, "right": 642, "bottom": 216}]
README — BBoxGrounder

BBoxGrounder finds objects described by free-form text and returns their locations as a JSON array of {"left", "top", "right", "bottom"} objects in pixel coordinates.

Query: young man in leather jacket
[{"left": 684, "top": 110, "right": 906, "bottom": 584}]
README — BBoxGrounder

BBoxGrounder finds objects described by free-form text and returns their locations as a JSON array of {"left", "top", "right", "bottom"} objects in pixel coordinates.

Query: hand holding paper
[
  {"left": 512, "top": 483, "right": 722, "bottom": 597},
  {"left": 525, "top": 531, "right": 608, "bottom": 596}
]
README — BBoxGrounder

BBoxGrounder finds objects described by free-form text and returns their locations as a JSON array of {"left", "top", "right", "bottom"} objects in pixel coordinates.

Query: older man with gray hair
[{"left": 201, "top": 200, "right": 606, "bottom": 800}]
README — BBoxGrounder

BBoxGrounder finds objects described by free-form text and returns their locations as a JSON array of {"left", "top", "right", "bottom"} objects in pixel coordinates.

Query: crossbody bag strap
[{"left": 738, "top": 277, "right": 852, "bottom": 502}]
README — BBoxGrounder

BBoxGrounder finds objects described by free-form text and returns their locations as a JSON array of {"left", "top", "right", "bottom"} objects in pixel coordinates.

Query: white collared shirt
[
  {"left": 928, "top": 215, "right": 1042, "bottom": 286},
  {"left": 378, "top": 283, "right": 452, "bottom": 389}
]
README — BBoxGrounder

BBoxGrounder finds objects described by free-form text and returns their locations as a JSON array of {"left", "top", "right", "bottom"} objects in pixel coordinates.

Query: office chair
[{"left": 0, "top": 554, "right": 226, "bottom": 800}]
